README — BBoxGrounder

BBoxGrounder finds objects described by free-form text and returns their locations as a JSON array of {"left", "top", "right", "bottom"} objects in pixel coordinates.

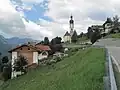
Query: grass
[
  {"left": 105, "top": 33, "right": 120, "bottom": 38},
  {"left": 0, "top": 48, "right": 105, "bottom": 90},
  {"left": 113, "top": 63, "right": 120, "bottom": 90},
  {"left": 78, "top": 36, "right": 88, "bottom": 42}
]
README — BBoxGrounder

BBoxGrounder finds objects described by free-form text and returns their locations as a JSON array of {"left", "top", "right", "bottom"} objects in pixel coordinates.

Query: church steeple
[
  {"left": 69, "top": 15, "right": 74, "bottom": 36},
  {"left": 69, "top": 15, "right": 74, "bottom": 28}
]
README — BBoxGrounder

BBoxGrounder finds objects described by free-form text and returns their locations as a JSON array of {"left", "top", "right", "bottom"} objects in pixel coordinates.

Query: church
[{"left": 63, "top": 15, "right": 77, "bottom": 43}]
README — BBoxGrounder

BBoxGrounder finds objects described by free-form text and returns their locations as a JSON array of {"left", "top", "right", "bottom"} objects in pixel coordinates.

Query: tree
[
  {"left": 2, "top": 56, "right": 9, "bottom": 64},
  {"left": 113, "top": 15, "right": 119, "bottom": 23},
  {"left": 71, "top": 31, "right": 78, "bottom": 43},
  {"left": 0, "top": 52, "right": 2, "bottom": 73},
  {"left": 113, "top": 15, "right": 120, "bottom": 33},
  {"left": 90, "top": 30, "right": 101, "bottom": 44},
  {"left": 2, "top": 64, "right": 12, "bottom": 81},
  {"left": 50, "top": 37, "right": 63, "bottom": 54},
  {"left": 87, "top": 27, "right": 93, "bottom": 39},
  {"left": 13, "top": 55, "right": 28, "bottom": 73},
  {"left": 40, "top": 41, "right": 44, "bottom": 44},
  {"left": 78, "top": 32, "right": 84, "bottom": 38},
  {"left": 44, "top": 37, "right": 49, "bottom": 45},
  {"left": 50, "top": 37, "right": 62, "bottom": 45},
  {"left": 55, "top": 37, "right": 62, "bottom": 44},
  {"left": 0, "top": 52, "right": 1, "bottom": 56},
  {"left": 51, "top": 39, "right": 55, "bottom": 45}
]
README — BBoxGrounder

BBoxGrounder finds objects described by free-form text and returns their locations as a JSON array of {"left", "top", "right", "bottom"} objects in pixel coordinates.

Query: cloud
[
  {"left": 0, "top": 0, "right": 64, "bottom": 40},
  {"left": 1, "top": 0, "right": 120, "bottom": 41},
  {"left": 0, "top": 0, "right": 53, "bottom": 40},
  {"left": 22, "top": 0, "right": 44, "bottom": 3},
  {"left": 87, "top": 8, "right": 114, "bottom": 21}
]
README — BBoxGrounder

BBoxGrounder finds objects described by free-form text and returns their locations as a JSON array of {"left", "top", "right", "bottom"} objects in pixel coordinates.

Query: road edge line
[{"left": 111, "top": 55, "right": 120, "bottom": 72}]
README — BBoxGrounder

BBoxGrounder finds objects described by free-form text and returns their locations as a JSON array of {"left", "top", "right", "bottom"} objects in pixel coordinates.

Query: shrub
[
  {"left": 1, "top": 64, "right": 12, "bottom": 81},
  {"left": 56, "top": 57, "right": 62, "bottom": 62},
  {"left": 90, "top": 32, "right": 101, "bottom": 44},
  {"left": 13, "top": 55, "right": 28, "bottom": 73},
  {"left": 2, "top": 56, "right": 9, "bottom": 64}
]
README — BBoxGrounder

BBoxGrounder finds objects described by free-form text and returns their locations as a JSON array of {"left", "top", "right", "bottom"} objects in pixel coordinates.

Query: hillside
[
  {"left": 0, "top": 48, "right": 105, "bottom": 90},
  {"left": 0, "top": 35, "right": 12, "bottom": 56},
  {"left": 6, "top": 37, "right": 40, "bottom": 48},
  {"left": 0, "top": 35, "right": 40, "bottom": 56},
  {"left": 104, "top": 33, "right": 120, "bottom": 38}
]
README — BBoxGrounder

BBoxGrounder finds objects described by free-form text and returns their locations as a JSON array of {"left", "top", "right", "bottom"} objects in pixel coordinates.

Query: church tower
[{"left": 69, "top": 15, "right": 74, "bottom": 36}]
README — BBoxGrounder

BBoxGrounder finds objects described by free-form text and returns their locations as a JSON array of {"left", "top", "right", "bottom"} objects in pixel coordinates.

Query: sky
[{"left": 0, "top": 0, "right": 120, "bottom": 40}]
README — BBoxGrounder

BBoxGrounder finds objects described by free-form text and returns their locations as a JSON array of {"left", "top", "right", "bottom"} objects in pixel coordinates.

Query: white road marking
[{"left": 110, "top": 54, "right": 120, "bottom": 72}]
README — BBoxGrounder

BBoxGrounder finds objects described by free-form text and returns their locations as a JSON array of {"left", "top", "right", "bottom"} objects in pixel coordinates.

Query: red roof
[
  {"left": 35, "top": 45, "right": 51, "bottom": 51},
  {"left": 8, "top": 44, "right": 51, "bottom": 53}
]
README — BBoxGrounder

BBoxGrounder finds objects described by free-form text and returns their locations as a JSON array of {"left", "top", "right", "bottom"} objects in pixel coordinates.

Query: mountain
[
  {"left": 0, "top": 35, "right": 40, "bottom": 56},
  {"left": 7, "top": 37, "right": 32, "bottom": 44},
  {"left": 6, "top": 37, "right": 36, "bottom": 48},
  {"left": 0, "top": 35, "right": 12, "bottom": 56}
]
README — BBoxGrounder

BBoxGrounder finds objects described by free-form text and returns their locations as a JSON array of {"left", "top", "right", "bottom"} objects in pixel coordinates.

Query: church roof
[{"left": 64, "top": 31, "right": 71, "bottom": 36}]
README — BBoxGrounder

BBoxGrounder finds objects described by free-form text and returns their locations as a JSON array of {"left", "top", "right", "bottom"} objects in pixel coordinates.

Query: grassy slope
[
  {"left": 0, "top": 48, "right": 105, "bottom": 90},
  {"left": 105, "top": 33, "right": 120, "bottom": 38},
  {"left": 113, "top": 63, "right": 120, "bottom": 90},
  {"left": 78, "top": 36, "right": 89, "bottom": 42}
]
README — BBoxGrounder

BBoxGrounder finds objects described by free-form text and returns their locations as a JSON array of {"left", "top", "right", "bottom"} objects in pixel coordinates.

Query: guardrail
[
  {"left": 104, "top": 48, "right": 117, "bottom": 90},
  {"left": 92, "top": 45, "right": 118, "bottom": 90}
]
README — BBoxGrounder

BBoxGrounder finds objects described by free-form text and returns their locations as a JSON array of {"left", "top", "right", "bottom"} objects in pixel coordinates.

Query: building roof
[
  {"left": 35, "top": 44, "right": 51, "bottom": 51},
  {"left": 64, "top": 31, "right": 71, "bottom": 36},
  {"left": 8, "top": 44, "right": 51, "bottom": 53}
]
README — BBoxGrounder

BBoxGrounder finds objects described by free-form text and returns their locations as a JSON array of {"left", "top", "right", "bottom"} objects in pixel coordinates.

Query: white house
[
  {"left": 8, "top": 43, "right": 51, "bottom": 78},
  {"left": 63, "top": 31, "right": 71, "bottom": 43}
]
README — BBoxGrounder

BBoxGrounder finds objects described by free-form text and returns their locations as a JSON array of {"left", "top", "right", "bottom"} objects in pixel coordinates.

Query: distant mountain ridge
[
  {"left": 0, "top": 35, "right": 40, "bottom": 56},
  {"left": 7, "top": 37, "right": 40, "bottom": 46},
  {"left": 0, "top": 35, "right": 12, "bottom": 56},
  {"left": 7, "top": 37, "right": 33, "bottom": 46}
]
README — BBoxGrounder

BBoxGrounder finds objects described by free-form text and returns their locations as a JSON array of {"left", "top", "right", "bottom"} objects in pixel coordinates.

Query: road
[{"left": 94, "top": 38, "right": 120, "bottom": 71}]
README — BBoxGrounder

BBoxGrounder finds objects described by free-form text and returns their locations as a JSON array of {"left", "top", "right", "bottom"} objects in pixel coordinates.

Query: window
[
  {"left": 20, "top": 48, "right": 22, "bottom": 50},
  {"left": 28, "top": 48, "right": 30, "bottom": 50},
  {"left": 42, "top": 52, "right": 47, "bottom": 55}
]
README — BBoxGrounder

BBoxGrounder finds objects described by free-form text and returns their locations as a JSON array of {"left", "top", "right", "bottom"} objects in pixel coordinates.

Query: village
[
  {"left": 0, "top": 14, "right": 120, "bottom": 90},
  {"left": 0, "top": 15, "right": 89, "bottom": 80}
]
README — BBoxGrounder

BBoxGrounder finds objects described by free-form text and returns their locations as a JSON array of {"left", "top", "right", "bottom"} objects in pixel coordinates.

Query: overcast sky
[{"left": 0, "top": 0, "right": 119, "bottom": 40}]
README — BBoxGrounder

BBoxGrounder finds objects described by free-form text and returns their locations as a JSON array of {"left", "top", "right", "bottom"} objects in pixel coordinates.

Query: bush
[
  {"left": 2, "top": 56, "right": 9, "bottom": 64},
  {"left": 90, "top": 32, "right": 101, "bottom": 44},
  {"left": 0, "top": 73, "right": 4, "bottom": 81},
  {"left": 56, "top": 57, "right": 62, "bottom": 62},
  {"left": 1, "top": 65, "right": 12, "bottom": 81},
  {"left": 13, "top": 55, "right": 28, "bottom": 73},
  {"left": 46, "top": 60, "right": 52, "bottom": 65},
  {"left": 49, "top": 44, "right": 63, "bottom": 54}
]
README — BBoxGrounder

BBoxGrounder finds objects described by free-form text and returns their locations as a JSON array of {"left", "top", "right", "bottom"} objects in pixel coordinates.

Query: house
[
  {"left": 8, "top": 43, "right": 51, "bottom": 78},
  {"left": 91, "top": 25, "right": 104, "bottom": 32},
  {"left": 9, "top": 44, "right": 51, "bottom": 66},
  {"left": 103, "top": 18, "right": 113, "bottom": 34},
  {"left": 63, "top": 31, "right": 71, "bottom": 43},
  {"left": 35, "top": 43, "right": 51, "bottom": 60}
]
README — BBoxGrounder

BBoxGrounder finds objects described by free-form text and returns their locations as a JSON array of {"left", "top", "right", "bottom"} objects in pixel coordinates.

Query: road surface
[{"left": 94, "top": 38, "right": 120, "bottom": 71}]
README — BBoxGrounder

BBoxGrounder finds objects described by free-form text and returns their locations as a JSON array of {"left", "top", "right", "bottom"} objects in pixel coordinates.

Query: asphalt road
[{"left": 94, "top": 38, "right": 120, "bottom": 71}]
